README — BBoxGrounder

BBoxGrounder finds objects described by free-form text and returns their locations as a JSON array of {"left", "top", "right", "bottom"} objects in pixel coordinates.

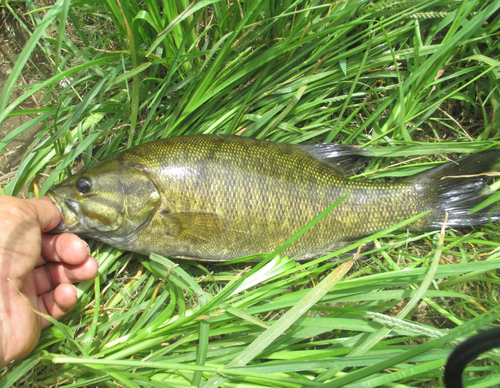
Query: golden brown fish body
[{"left": 48, "top": 135, "right": 500, "bottom": 261}]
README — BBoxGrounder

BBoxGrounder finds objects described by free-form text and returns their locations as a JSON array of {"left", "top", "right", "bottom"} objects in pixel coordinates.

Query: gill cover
[{"left": 49, "top": 161, "right": 161, "bottom": 246}]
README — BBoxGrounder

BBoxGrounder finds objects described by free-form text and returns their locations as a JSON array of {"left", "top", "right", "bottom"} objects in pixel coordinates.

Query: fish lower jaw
[
  {"left": 46, "top": 192, "right": 83, "bottom": 233},
  {"left": 58, "top": 220, "right": 81, "bottom": 233}
]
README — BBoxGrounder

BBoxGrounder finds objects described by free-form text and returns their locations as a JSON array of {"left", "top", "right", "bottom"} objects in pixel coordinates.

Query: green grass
[{"left": 1, "top": 0, "right": 500, "bottom": 386}]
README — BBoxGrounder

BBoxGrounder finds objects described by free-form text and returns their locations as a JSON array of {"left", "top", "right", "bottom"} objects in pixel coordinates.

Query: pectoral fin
[{"left": 159, "top": 211, "right": 225, "bottom": 245}]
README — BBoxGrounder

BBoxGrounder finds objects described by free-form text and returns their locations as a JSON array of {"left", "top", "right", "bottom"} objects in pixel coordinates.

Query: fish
[{"left": 47, "top": 135, "right": 500, "bottom": 262}]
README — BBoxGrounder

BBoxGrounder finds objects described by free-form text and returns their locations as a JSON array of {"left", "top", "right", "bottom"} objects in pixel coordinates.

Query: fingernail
[{"left": 83, "top": 241, "right": 90, "bottom": 255}]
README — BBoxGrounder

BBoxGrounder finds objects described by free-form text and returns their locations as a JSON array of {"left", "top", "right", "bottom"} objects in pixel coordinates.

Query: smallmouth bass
[{"left": 48, "top": 135, "right": 500, "bottom": 261}]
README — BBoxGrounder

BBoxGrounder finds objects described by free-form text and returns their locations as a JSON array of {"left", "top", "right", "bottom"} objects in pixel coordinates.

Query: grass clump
[{"left": 1, "top": 0, "right": 500, "bottom": 387}]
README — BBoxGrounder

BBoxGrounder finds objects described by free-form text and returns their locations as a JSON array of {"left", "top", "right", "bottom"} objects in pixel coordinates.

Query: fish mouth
[{"left": 46, "top": 191, "right": 82, "bottom": 233}]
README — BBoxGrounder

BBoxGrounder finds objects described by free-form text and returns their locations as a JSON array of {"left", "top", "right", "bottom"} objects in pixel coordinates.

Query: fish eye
[{"left": 75, "top": 178, "right": 91, "bottom": 194}]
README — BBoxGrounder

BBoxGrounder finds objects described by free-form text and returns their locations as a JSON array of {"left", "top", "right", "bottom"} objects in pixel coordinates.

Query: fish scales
[
  {"left": 48, "top": 135, "right": 500, "bottom": 261},
  {"left": 111, "top": 136, "right": 424, "bottom": 259}
]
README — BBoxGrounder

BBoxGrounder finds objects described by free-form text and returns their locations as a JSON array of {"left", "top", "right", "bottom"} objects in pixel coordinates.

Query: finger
[
  {"left": 41, "top": 233, "right": 89, "bottom": 264},
  {"left": 0, "top": 196, "right": 61, "bottom": 234},
  {"left": 26, "top": 197, "right": 62, "bottom": 233},
  {"left": 0, "top": 197, "right": 62, "bottom": 281},
  {"left": 37, "top": 255, "right": 46, "bottom": 267},
  {"left": 38, "top": 283, "right": 78, "bottom": 329},
  {"left": 33, "top": 256, "right": 99, "bottom": 295}
]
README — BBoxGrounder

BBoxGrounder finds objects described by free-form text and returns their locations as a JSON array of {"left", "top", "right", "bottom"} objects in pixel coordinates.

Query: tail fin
[{"left": 410, "top": 150, "right": 500, "bottom": 229}]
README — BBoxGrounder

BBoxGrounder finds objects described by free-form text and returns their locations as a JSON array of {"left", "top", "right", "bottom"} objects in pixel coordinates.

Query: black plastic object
[{"left": 444, "top": 327, "right": 500, "bottom": 388}]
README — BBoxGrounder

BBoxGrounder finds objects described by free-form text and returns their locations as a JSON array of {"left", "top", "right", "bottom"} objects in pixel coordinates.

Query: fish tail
[{"left": 411, "top": 150, "right": 500, "bottom": 229}]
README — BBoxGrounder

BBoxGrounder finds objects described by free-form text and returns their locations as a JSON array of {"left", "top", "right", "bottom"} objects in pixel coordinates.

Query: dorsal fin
[{"left": 295, "top": 143, "right": 374, "bottom": 176}]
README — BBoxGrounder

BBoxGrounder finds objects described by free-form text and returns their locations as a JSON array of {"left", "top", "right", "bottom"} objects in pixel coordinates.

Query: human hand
[{"left": 0, "top": 196, "right": 98, "bottom": 367}]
